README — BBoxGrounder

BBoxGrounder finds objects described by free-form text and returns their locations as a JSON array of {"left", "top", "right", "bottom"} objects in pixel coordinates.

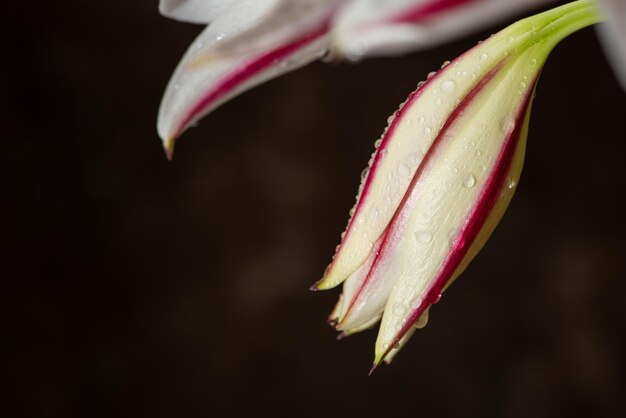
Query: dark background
[{"left": 4, "top": 1, "right": 626, "bottom": 417}]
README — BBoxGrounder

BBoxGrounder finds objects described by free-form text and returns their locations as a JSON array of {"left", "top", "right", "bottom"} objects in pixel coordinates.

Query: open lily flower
[
  {"left": 157, "top": 0, "right": 562, "bottom": 157},
  {"left": 332, "top": 0, "right": 551, "bottom": 60},
  {"left": 157, "top": 0, "right": 339, "bottom": 158},
  {"left": 315, "top": 0, "right": 602, "bottom": 369}
]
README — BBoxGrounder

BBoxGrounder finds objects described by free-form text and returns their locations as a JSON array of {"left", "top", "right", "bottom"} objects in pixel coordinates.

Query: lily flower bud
[{"left": 312, "top": 0, "right": 602, "bottom": 369}]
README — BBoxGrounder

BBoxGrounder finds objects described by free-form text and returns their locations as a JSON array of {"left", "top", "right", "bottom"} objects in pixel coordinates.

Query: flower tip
[
  {"left": 162, "top": 138, "right": 176, "bottom": 161},
  {"left": 309, "top": 278, "right": 334, "bottom": 291},
  {"left": 368, "top": 356, "right": 384, "bottom": 376},
  {"left": 308, "top": 282, "right": 321, "bottom": 291},
  {"left": 336, "top": 331, "right": 348, "bottom": 341}
]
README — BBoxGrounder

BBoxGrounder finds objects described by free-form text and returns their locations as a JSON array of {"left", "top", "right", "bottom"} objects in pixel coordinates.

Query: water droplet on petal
[
  {"left": 392, "top": 302, "right": 406, "bottom": 317},
  {"left": 440, "top": 80, "right": 456, "bottom": 94},
  {"left": 480, "top": 53, "right": 488, "bottom": 60},
  {"left": 414, "top": 310, "right": 429, "bottom": 329},
  {"left": 463, "top": 174, "right": 476, "bottom": 188},
  {"left": 475, "top": 150, "right": 482, "bottom": 157},
  {"left": 397, "top": 163, "right": 411, "bottom": 177},
  {"left": 414, "top": 230, "right": 433, "bottom": 244},
  {"left": 508, "top": 179, "right": 517, "bottom": 189}
]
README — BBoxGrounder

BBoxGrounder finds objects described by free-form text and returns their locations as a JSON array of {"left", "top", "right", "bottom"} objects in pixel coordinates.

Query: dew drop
[
  {"left": 508, "top": 179, "right": 517, "bottom": 189},
  {"left": 418, "top": 116, "right": 425, "bottom": 124},
  {"left": 440, "top": 80, "right": 456, "bottom": 94},
  {"left": 441, "top": 60, "right": 451, "bottom": 69},
  {"left": 475, "top": 150, "right": 482, "bottom": 157},
  {"left": 414, "top": 310, "right": 429, "bottom": 329},
  {"left": 530, "top": 58, "right": 538, "bottom": 66},
  {"left": 463, "top": 174, "right": 476, "bottom": 188},
  {"left": 392, "top": 302, "right": 406, "bottom": 317},
  {"left": 427, "top": 71, "right": 437, "bottom": 79},
  {"left": 432, "top": 293, "right": 442, "bottom": 304},
  {"left": 397, "top": 163, "right": 411, "bottom": 177},
  {"left": 435, "top": 98, "right": 442, "bottom": 106},
  {"left": 424, "top": 127, "right": 432, "bottom": 135},
  {"left": 479, "top": 53, "right": 488, "bottom": 60},
  {"left": 414, "top": 230, "right": 433, "bottom": 244},
  {"left": 174, "top": 83, "right": 181, "bottom": 91}
]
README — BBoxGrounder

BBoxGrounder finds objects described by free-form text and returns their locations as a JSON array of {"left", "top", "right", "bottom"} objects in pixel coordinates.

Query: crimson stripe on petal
[
  {"left": 390, "top": 0, "right": 479, "bottom": 24},
  {"left": 336, "top": 59, "right": 507, "bottom": 326},
  {"left": 174, "top": 25, "right": 329, "bottom": 140},
  {"left": 379, "top": 73, "right": 540, "bottom": 364}
]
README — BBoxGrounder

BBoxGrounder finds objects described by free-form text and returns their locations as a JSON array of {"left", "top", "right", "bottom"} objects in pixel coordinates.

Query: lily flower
[
  {"left": 314, "top": 0, "right": 603, "bottom": 370},
  {"left": 157, "top": 0, "right": 559, "bottom": 158},
  {"left": 156, "top": 0, "right": 624, "bottom": 369}
]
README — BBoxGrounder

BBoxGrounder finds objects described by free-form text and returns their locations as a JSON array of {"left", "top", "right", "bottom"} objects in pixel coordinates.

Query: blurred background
[{"left": 4, "top": 1, "right": 626, "bottom": 417}]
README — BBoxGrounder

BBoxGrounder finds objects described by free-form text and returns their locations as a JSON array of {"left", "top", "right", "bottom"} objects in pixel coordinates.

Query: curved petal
[
  {"left": 596, "top": 0, "right": 626, "bottom": 90},
  {"left": 158, "top": 0, "right": 239, "bottom": 24},
  {"left": 331, "top": 0, "right": 553, "bottom": 60},
  {"left": 206, "top": 0, "right": 344, "bottom": 59},
  {"left": 157, "top": 0, "right": 330, "bottom": 157}
]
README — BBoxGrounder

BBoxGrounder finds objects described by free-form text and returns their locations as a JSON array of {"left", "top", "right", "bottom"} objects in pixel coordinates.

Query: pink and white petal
[
  {"left": 205, "top": 0, "right": 345, "bottom": 60},
  {"left": 373, "top": 49, "right": 539, "bottom": 367},
  {"left": 157, "top": 0, "right": 330, "bottom": 157},
  {"left": 158, "top": 0, "right": 239, "bottom": 24},
  {"left": 596, "top": 0, "right": 626, "bottom": 90},
  {"left": 335, "top": 235, "right": 402, "bottom": 332},
  {"left": 332, "top": 0, "right": 553, "bottom": 60}
]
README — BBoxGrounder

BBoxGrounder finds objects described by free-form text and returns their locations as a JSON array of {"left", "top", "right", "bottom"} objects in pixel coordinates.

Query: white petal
[
  {"left": 159, "top": 0, "right": 240, "bottom": 24},
  {"left": 332, "top": 0, "right": 553, "bottom": 60},
  {"left": 208, "top": 0, "right": 343, "bottom": 59},
  {"left": 157, "top": 0, "right": 329, "bottom": 155},
  {"left": 596, "top": 0, "right": 626, "bottom": 90}
]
